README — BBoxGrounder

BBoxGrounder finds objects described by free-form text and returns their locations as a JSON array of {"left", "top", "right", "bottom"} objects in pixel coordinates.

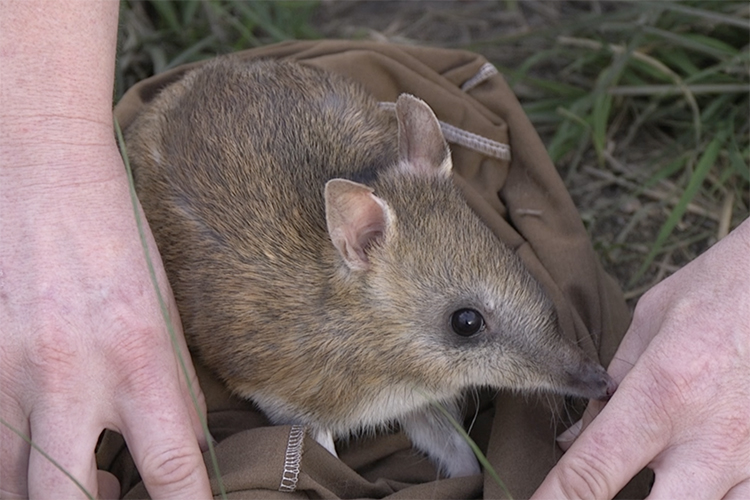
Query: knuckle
[
  {"left": 708, "top": 411, "right": 750, "bottom": 461},
  {"left": 554, "top": 452, "right": 615, "bottom": 500},
  {"left": 137, "top": 443, "right": 205, "bottom": 491},
  {"left": 107, "top": 307, "right": 177, "bottom": 366},
  {"left": 23, "top": 325, "right": 82, "bottom": 393},
  {"left": 26, "top": 323, "right": 79, "bottom": 367},
  {"left": 110, "top": 323, "right": 163, "bottom": 364},
  {"left": 111, "top": 325, "right": 183, "bottom": 398},
  {"left": 632, "top": 334, "right": 717, "bottom": 418}
]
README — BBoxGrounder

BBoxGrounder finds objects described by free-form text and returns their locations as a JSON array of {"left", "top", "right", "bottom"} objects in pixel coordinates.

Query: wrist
[
  {"left": 0, "top": 0, "right": 121, "bottom": 183},
  {"left": 0, "top": 123, "right": 124, "bottom": 190}
]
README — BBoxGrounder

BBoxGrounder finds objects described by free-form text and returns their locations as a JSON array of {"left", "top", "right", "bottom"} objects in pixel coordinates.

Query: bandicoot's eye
[{"left": 450, "top": 308, "right": 485, "bottom": 337}]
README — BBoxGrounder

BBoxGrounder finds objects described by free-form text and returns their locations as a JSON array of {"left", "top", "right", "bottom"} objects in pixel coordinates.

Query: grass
[
  {"left": 116, "top": 0, "right": 319, "bottom": 100},
  {"left": 471, "top": 1, "right": 749, "bottom": 293},
  {"left": 427, "top": 397, "right": 513, "bottom": 499},
  {"left": 117, "top": 0, "right": 749, "bottom": 301}
]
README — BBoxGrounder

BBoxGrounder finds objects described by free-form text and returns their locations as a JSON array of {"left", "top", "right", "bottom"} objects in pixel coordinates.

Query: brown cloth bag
[{"left": 98, "top": 40, "right": 652, "bottom": 499}]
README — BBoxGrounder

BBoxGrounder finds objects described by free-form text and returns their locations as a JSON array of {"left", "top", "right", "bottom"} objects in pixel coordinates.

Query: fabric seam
[{"left": 278, "top": 424, "right": 305, "bottom": 492}]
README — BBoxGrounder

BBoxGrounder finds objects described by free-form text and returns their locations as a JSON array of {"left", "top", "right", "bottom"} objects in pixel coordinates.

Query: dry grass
[
  {"left": 118, "top": 0, "right": 750, "bottom": 307},
  {"left": 314, "top": 0, "right": 750, "bottom": 305}
]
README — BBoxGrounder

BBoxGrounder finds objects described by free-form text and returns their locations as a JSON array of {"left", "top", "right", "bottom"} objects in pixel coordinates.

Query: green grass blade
[
  {"left": 232, "top": 1, "right": 291, "bottom": 42},
  {"left": 641, "top": 25, "right": 738, "bottom": 59},
  {"left": 684, "top": 52, "right": 750, "bottom": 85},
  {"left": 658, "top": 2, "right": 750, "bottom": 29},
  {"left": 700, "top": 93, "right": 739, "bottom": 125},
  {"left": 608, "top": 83, "right": 750, "bottom": 96},
  {"left": 165, "top": 34, "right": 219, "bottom": 70},
  {"left": 631, "top": 129, "right": 729, "bottom": 285},
  {"left": 545, "top": 88, "right": 598, "bottom": 162},
  {"left": 218, "top": 6, "right": 262, "bottom": 48},
  {"left": 181, "top": 0, "right": 202, "bottom": 27},
  {"left": 591, "top": 97, "right": 613, "bottom": 163},
  {"left": 427, "top": 400, "right": 513, "bottom": 500},
  {"left": 592, "top": 61, "right": 624, "bottom": 163},
  {"left": 643, "top": 154, "right": 690, "bottom": 191},
  {"left": 150, "top": 0, "right": 183, "bottom": 35},
  {"left": 506, "top": 48, "right": 563, "bottom": 86},
  {"left": 729, "top": 120, "right": 750, "bottom": 183},
  {"left": 659, "top": 47, "right": 701, "bottom": 77}
]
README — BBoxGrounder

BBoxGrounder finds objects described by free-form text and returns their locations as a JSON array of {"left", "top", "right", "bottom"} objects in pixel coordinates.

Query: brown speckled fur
[{"left": 125, "top": 57, "right": 613, "bottom": 477}]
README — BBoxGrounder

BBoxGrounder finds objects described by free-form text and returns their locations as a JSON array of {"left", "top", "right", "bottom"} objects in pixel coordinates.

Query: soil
[
  {"left": 310, "top": 0, "right": 723, "bottom": 307},
  {"left": 118, "top": 0, "right": 745, "bottom": 308}
]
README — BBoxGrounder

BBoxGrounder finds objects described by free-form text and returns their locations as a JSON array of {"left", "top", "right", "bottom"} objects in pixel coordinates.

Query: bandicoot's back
[{"left": 125, "top": 57, "right": 614, "bottom": 478}]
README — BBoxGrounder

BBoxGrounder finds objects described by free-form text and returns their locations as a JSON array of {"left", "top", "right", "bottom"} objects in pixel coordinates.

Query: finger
[
  {"left": 137, "top": 207, "right": 210, "bottom": 451},
  {"left": 117, "top": 367, "right": 211, "bottom": 498},
  {"left": 556, "top": 419, "right": 582, "bottom": 451},
  {"left": 0, "top": 404, "right": 31, "bottom": 499},
  {"left": 552, "top": 305, "right": 661, "bottom": 449},
  {"left": 723, "top": 479, "right": 750, "bottom": 500},
  {"left": 178, "top": 360, "right": 210, "bottom": 453},
  {"left": 532, "top": 385, "right": 666, "bottom": 500},
  {"left": 122, "top": 415, "right": 211, "bottom": 499},
  {"left": 556, "top": 312, "right": 658, "bottom": 454},
  {"left": 26, "top": 408, "right": 101, "bottom": 500},
  {"left": 134, "top": 258, "right": 211, "bottom": 452},
  {"left": 165, "top": 297, "right": 210, "bottom": 451},
  {"left": 557, "top": 397, "right": 608, "bottom": 451}
]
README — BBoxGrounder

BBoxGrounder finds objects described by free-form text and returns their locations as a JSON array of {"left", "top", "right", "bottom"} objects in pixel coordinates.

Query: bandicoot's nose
[
  {"left": 565, "top": 359, "right": 617, "bottom": 401},
  {"left": 601, "top": 371, "right": 618, "bottom": 400}
]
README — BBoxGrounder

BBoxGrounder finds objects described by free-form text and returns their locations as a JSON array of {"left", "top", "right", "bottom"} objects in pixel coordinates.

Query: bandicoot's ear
[
  {"left": 325, "top": 179, "right": 392, "bottom": 271},
  {"left": 396, "top": 94, "right": 452, "bottom": 178}
]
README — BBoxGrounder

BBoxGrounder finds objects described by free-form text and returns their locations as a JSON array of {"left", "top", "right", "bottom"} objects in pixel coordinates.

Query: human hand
[
  {"left": 0, "top": 145, "right": 212, "bottom": 499},
  {"left": 1, "top": 1, "right": 213, "bottom": 497},
  {"left": 532, "top": 218, "right": 750, "bottom": 500}
]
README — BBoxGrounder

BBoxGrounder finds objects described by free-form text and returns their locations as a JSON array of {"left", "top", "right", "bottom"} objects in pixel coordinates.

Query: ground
[
  {"left": 118, "top": 0, "right": 750, "bottom": 308},
  {"left": 308, "top": 0, "right": 749, "bottom": 306}
]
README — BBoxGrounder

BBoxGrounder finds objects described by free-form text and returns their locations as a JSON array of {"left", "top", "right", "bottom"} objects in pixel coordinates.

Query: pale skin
[
  {"left": 532, "top": 217, "right": 750, "bottom": 500},
  {"left": 1, "top": 1, "right": 211, "bottom": 498}
]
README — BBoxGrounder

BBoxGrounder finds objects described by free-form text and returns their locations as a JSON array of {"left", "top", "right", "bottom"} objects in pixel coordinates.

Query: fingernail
[{"left": 556, "top": 419, "right": 582, "bottom": 444}]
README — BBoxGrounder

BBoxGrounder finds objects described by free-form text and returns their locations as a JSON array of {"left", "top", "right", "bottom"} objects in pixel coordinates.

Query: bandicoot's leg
[
  {"left": 399, "top": 401, "right": 480, "bottom": 478},
  {"left": 309, "top": 427, "right": 337, "bottom": 457}
]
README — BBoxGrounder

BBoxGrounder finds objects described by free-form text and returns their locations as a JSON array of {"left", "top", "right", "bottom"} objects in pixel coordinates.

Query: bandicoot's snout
[{"left": 564, "top": 359, "right": 617, "bottom": 401}]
